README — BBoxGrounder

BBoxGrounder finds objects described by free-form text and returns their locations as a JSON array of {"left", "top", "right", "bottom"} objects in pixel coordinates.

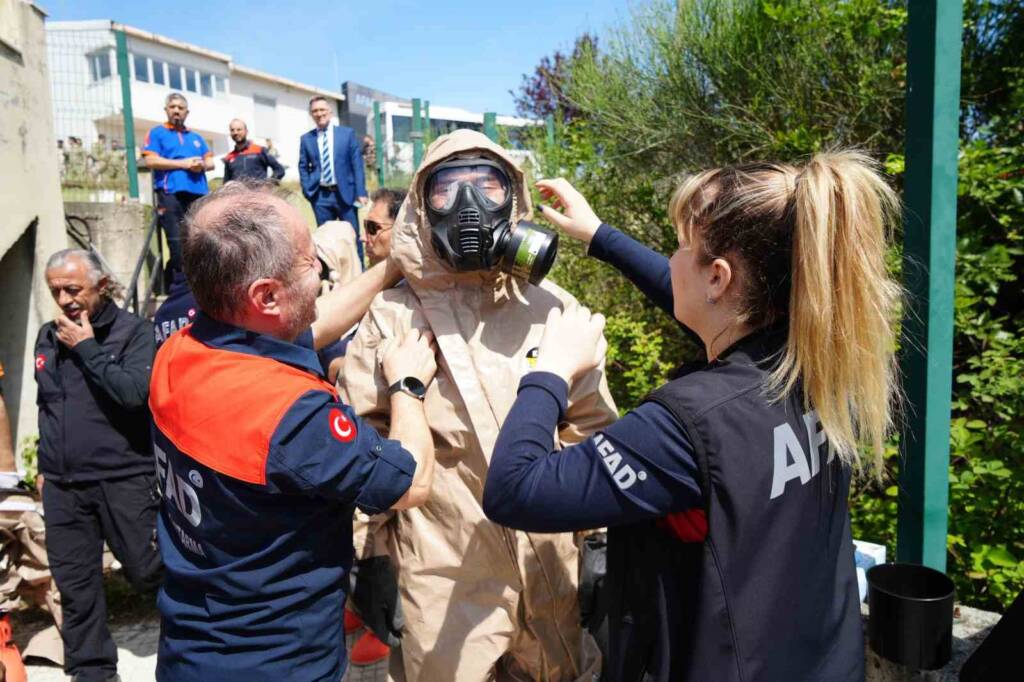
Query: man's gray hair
[
  {"left": 165, "top": 92, "right": 188, "bottom": 107},
  {"left": 45, "top": 249, "right": 120, "bottom": 299},
  {"left": 182, "top": 180, "right": 295, "bottom": 321}
]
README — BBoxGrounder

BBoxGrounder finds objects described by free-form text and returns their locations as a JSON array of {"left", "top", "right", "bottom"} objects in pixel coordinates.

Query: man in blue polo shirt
[
  {"left": 149, "top": 180, "right": 438, "bottom": 681},
  {"left": 142, "top": 93, "right": 214, "bottom": 284}
]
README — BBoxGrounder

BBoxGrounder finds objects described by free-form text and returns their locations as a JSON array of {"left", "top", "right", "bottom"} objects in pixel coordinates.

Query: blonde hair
[{"left": 669, "top": 151, "right": 901, "bottom": 475}]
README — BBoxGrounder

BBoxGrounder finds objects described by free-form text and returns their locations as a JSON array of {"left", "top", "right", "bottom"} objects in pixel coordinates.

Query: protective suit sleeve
[
  {"left": 338, "top": 304, "right": 392, "bottom": 434},
  {"left": 483, "top": 372, "right": 702, "bottom": 533}
]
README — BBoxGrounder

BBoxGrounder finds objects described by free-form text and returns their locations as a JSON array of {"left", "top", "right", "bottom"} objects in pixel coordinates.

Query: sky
[{"left": 44, "top": 0, "right": 629, "bottom": 115}]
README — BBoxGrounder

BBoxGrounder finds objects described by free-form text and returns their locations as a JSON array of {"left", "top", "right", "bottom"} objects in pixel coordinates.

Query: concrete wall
[
  {"left": 0, "top": 1, "right": 68, "bottom": 459},
  {"left": 63, "top": 201, "right": 146, "bottom": 290}
]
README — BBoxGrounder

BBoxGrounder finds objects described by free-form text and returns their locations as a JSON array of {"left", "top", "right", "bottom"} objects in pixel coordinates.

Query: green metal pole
[
  {"left": 412, "top": 98, "right": 423, "bottom": 171},
  {"left": 424, "top": 101, "right": 431, "bottom": 146},
  {"left": 373, "top": 101, "right": 385, "bottom": 186},
  {"left": 483, "top": 112, "right": 497, "bottom": 142},
  {"left": 114, "top": 29, "right": 139, "bottom": 199},
  {"left": 545, "top": 114, "right": 555, "bottom": 147},
  {"left": 896, "top": 0, "right": 962, "bottom": 571}
]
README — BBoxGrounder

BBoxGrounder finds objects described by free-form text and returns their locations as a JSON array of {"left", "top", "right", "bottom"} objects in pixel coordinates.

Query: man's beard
[{"left": 286, "top": 280, "right": 319, "bottom": 340}]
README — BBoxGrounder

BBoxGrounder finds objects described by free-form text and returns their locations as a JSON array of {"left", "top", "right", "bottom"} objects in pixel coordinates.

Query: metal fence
[{"left": 47, "top": 25, "right": 138, "bottom": 201}]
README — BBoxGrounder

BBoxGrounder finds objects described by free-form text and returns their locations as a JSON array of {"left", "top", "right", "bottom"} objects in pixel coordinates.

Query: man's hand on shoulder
[{"left": 56, "top": 311, "right": 95, "bottom": 348}]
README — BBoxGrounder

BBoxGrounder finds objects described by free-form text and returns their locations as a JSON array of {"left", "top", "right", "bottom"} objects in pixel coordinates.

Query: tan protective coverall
[
  {"left": 313, "top": 220, "right": 361, "bottom": 293},
  {"left": 340, "top": 130, "right": 616, "bottom": 681},
  {"left": 0, "top": 492, "right": 63, "bottom": 664}
]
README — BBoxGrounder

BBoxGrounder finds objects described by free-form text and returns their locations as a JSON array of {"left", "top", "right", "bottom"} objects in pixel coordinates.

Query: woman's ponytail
[{"left": 770, "top": 151, "right": 902, "bottom": 475}]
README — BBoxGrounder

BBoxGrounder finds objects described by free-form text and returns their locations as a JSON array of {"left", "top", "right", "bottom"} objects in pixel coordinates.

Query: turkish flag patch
[
  {"left": 329, "top": 408, "right": 356, "bottom": 443},
  {"left": 35, "top": 354, "right": 46, "bottom": 370}
]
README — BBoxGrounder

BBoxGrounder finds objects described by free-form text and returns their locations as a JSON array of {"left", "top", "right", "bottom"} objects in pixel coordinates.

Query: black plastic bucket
[{"left": 867, "top": 563, "right": 955, "bottom": 670}]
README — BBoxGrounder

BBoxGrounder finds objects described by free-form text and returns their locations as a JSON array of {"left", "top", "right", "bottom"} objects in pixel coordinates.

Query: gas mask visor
[{"left": 426, "top": 159, "right": 511, "bottom": 213}]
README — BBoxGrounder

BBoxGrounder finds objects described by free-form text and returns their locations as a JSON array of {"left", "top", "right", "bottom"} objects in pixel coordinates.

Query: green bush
[{"left": 524, "top": 0, "right": 1023, "bottom": 611}]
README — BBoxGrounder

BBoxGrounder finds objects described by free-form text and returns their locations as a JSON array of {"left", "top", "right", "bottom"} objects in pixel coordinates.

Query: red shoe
[
  {"left": 344, "top": 607, "right": 363, "bottom": 635},
  {"left": 350, "top": 630, "right": 390, "bottom": 665},
  {"left": 0, "top": 615, "right": 27, "bottom": 682}
]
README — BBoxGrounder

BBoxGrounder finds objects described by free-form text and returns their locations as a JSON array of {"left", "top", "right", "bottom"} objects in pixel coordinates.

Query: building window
[
  {"left": 215, "top": 76, "right": 227, "bottom": 93},
  {"left": 168, "top": 63, "right": 182, "bottom": 90},
  {"left": 392, "top": 115, "right": 411, "bottom": 143},
  {"left": 88, "top": 51, "right": 111, "bottom": 82},
  {"left": 199, "top": 73, "right": 213, "bottom": 97},
  {"left": 253, "top": 95, "right": 277, "bottom": 137},
  {"left": 152, "top": 59, "right": 166, "bottom": 85},
  {"left": 132, "top": 53, "right": 149, "bottom": 82},
  {"left": 184, "top": 68, "right": 197, "bottom": 93}
]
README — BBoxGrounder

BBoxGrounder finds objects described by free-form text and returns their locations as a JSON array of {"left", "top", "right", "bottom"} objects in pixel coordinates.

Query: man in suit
[{"left": 299, "top": 96, "right": 368, "bottom": 263}]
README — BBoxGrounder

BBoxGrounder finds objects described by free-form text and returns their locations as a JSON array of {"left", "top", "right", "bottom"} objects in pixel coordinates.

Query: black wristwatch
[{"left": 387, "top": 377, "right": 426, "bottom": 401}]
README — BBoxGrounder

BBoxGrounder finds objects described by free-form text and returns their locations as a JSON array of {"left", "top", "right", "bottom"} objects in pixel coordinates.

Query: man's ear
[
  {"left": 707, "top": 257, "right": 734, "bottom": 303},
  {"left": 246, "top": 278, "right": 284, "bottom": 317}
]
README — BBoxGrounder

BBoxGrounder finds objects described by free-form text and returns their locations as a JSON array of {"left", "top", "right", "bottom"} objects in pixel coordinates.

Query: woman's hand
[
  {"left": 535, "top": 178, "right": 603, "bottom": 244},
  {"left": 533, "top": 306, "right": 607, "bottom": 386}
]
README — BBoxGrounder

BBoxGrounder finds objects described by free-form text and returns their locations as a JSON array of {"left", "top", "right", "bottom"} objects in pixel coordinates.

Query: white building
[
  {"left": 374, "top": 99, "right": 538, "bottom": 174},
  {"left": 46, "top": 20, "right": 346, "bottom": 184}
]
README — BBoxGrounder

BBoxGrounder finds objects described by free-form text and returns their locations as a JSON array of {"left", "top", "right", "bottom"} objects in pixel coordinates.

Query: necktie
[{"left": 320, "top": 130, "right": 334, "bottom": 185}]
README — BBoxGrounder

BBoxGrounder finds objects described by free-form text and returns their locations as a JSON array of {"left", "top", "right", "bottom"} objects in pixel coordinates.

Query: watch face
[{"left": 402, "top": 377, "right": 426, "bottom": 397}]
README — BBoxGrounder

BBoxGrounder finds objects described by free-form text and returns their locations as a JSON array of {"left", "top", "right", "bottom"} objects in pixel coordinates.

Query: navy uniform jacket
[
  {"left": 149, "top": 314, "right": 415, "bottom": 681},
  {"left": 483, "top": 224, "right": 863, "bottom": 681},
  {"left": 298, "top": 125, "right": 366, "bottom": 204},
  {"left": 153, "top": 273, "right": 197, "bottom": 349},
  {"left": 34, "top": 300, "right": 154, "bottom": 482},
  {"left": 222, "top": 141, "right": 285, "bottom": 183}
]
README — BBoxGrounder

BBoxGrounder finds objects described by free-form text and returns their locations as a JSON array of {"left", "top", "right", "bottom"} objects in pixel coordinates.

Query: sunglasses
[{"left": 365, "top": 220, "right": 393, "bottom": 237}]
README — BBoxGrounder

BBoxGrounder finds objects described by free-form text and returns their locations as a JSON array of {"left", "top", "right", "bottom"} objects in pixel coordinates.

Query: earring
[{"left": 706, "top": 295, "right": 717, "bottom": 305}]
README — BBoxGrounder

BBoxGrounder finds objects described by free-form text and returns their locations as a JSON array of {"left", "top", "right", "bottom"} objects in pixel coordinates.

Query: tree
[{"left": 511, "top": 34, "right": 597, "bottom": 123}]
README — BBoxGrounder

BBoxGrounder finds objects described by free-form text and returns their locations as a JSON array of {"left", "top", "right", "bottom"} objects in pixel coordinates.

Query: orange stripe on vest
[{"left": 150, "top": 329, "right": 336, "bottom": 485}]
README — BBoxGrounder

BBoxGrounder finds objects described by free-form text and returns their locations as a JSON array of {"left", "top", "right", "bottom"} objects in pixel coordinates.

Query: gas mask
[{"left": 424, "top": 158, "right": 558, "bottom": 285}]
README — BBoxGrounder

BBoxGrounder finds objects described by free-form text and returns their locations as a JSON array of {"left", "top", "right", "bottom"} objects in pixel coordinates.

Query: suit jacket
[{"left": 299, "top": 125, "right": 366, "bottom": 205}]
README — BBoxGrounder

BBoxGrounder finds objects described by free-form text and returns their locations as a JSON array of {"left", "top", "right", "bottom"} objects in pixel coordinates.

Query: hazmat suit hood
[
  {"left": 313, "top": 220, "right": 360, "bottom": 290},
  {"left": 341, "top": 129, "right": 614, "bottom": 681},
  {"left": 389, "top": 128, "right": 536, "bottom": 290}
]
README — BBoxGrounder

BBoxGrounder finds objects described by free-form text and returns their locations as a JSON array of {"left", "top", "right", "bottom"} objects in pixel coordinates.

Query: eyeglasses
[{"left": 365, "top": 219, "right": 393, "bottom": 237}]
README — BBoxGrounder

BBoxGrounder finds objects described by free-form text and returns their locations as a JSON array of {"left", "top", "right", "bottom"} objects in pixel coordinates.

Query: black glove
[
  {"left": 349, "top": 555, "right": 404, "bottom": 646},
  {"left": 579, "top": 532, "right": 610, "bottom": 682}
]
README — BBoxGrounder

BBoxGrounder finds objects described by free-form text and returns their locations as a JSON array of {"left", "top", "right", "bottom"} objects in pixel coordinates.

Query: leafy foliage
[
  {"left": 510, "top": 34, "right": 598, "bottom": 123},
  {"left": 520, "top": 0, "right": 1024, "bottom": 610}
]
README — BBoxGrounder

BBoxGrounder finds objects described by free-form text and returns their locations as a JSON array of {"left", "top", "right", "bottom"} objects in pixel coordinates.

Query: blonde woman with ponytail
[{"left": 483, "top": 152, "right": 900, "bottom": 681}]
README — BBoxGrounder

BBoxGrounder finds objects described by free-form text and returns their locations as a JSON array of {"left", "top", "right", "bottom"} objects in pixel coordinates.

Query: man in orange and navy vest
[
  {"left": 222, "top": 119, "right": 285, "bottom": 183},
  {"left": 149, "top": 180, "right": 438, "bottom": 681}
]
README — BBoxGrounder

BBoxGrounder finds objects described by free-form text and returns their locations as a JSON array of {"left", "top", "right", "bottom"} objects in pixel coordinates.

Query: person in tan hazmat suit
[
  {"left": 314, "top": 220, "right": 362, "bottom": 294},
  {"left": 340, "top": 129, "right": 617, "bottom": 681}
]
